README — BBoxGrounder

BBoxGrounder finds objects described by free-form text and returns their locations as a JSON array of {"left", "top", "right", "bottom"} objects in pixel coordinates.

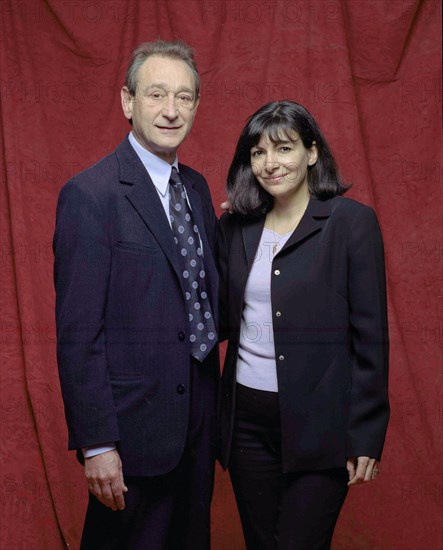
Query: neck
[
  {"left": 272, "top": 189, "right": 310, "bottom": 222},
  {"left": 265, "top": 192, "right": 310, "bottom": 237}
]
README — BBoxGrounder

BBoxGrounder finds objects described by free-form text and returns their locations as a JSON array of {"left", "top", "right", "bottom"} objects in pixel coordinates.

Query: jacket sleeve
[
  {"left": 53, "top": 179, "right": 120, "bottom": 450},
  {"left": 346, "top": 206, "right": 390, "bottom": 460}
]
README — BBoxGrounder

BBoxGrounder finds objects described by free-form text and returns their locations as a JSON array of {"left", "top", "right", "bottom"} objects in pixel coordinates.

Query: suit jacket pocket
[
  {"left": 113, "top": 241, "right": 156, "bottom": 254},
  {"left": 109, "top": 373, "right": 145, "bottom": 381}
]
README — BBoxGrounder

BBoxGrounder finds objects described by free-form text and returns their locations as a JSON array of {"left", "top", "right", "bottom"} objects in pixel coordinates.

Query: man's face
[{"left": 121, "top": 55, "right": 199, "bottom": 163}]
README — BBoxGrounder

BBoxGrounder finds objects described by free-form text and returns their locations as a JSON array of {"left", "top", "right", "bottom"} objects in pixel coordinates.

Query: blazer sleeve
[
  {"left": 53, "top": 179, "right": 120, "bottom": 450},
  {"left": 346, "top": 206, "right": 390, "bottom": 460}
]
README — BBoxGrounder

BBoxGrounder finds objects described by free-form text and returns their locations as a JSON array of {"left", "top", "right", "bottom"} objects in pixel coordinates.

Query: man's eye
[
  {"left": 149, "top": 92, "right": 164, "bottom": 100},
  {"left": 178, "top": 95, "right": 193, "bottom": 104}
]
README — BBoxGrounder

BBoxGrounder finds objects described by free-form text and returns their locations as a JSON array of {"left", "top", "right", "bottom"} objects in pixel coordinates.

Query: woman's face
[{"left": 250, "top": 131, "right": 318, "bottom": 204}]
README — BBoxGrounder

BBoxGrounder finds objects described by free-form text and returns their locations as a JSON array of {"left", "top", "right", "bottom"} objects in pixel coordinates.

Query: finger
[
  {"left": 346, "top": 458, "right": 356, "bottom": 482},
  {"left": 355, "top": 457, "right": 369, "bottom": 483},
  {"left": 88, "top": 481, "right": 112, "bottom": 509},
  {"left": 370, "top": 462, "right": 380, "bottom": 481},
  {"left": 364, "top": 459, "right": 377, "bottom": 482},
  {"left": 348, "top": 473, "right": 360, "bottom": 486},
  {"left": 111, "top": 480, "right": 126, "bottom": 510},
  {"left": 121, "top": 475, "right": 128, "bottom": 492},
  {"left": 220, "top": 201, "right": 233, "bottom": 214},
  {"left": 100, "top": 482, "right": 118, "bottom": 511},
  {"left": 106, "top": 469, "right": 127, "bottom": 510},
  {"left": 348, "top": 457, "right": 369, "bottom": 486},
  {"left": 117, "top": 462, "right": 128, "bottom": 494},
  {"left": 88, "top": 481, "right": 100, "bottom": 499}
]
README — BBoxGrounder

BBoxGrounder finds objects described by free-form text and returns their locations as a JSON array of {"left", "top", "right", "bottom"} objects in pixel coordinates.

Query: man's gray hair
[{"left": 125, "top": 39, "right": 200, "bottom": 97}]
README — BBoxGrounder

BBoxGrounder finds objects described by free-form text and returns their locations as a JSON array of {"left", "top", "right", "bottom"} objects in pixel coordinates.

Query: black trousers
[
  {"left": 229, "top": 383, "right": 349, "bottom": 550},
  {"left": 80, "top": 359, "right": 217, "bottom": 550}
]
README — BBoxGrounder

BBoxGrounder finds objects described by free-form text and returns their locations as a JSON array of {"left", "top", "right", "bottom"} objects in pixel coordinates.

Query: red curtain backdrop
[{"left": 1, "top": 1, "right": 441, "bottom": 548}]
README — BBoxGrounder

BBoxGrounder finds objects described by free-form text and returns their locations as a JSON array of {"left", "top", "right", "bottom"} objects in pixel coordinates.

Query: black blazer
[
  {"left": 218, "top": 196, "right": 389, "bottom": 472},
  {"left": 53, "top": 137, "right": 219, "bottom": 477}
]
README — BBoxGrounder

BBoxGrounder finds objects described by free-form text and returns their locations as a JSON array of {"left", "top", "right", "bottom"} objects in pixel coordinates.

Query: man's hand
[
  {"left": 84, "top": 449, "right": 128, "bottom": 510},
  {"left": 346, "top": 456, "right": 379, "bottom": 486},
  {"left": 220, "top": 200, "right": 233, "bottom": 213}
]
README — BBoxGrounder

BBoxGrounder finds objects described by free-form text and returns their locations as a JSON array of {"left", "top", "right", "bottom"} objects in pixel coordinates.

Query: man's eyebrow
[{"left": 143, "top": 84, "right": 195, "bottom": 94}]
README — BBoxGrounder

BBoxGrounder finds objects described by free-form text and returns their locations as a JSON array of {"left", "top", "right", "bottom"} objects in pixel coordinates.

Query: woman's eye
[
  {"left": 280, "top": 146, "right": 292, "bottom": 152},
  {"left": 251, "top": 150, "right": 262, "bottom": 157}
]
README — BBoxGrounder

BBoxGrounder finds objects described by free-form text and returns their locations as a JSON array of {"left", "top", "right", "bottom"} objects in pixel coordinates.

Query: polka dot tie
[{"left": 168, "top": 167, "right": 217, "bottom": 362}]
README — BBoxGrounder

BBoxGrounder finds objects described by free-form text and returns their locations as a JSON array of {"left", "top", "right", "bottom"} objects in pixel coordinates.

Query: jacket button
[
  {"left": 275, "top": 311, "right": 281, "bottom": 317},
  {"left": 178, "top": 331, "right": 186, "bottom": 341},
  {"left": 274, "top": 269, "right": 280, "bottom": 276},
  {"left": 278, "top": 355, "right": 285, "bottom": 361},
  {"left": 177, "top": 384, "right": 185, "bottom": 394}
]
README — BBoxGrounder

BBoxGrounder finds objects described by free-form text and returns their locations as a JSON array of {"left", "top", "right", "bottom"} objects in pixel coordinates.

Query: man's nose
[{"left": 162, "top": 95, "right": 179, "bottom": 119}]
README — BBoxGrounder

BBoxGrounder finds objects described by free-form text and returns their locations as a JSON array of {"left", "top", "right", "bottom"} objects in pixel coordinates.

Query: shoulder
[
  {"left": 179, "top": 162, "right": 204, "bottom": 179},
  {"left": 179, "top": 163, "right": 208, "bottom": 188},
  {"left": 327, "top": 197, "right": 383, "bottom": 249},
  {"left": 329, "top": 195, "right": 372, "bottom": 214},
  {"left": 179, "top": 162, "right": 213, "bottom": 201},
  {"left": 219, "top": 211, "right": 260, "bottom": 238},
  {"left": 59, "top": 149, "right": 119, "bottom": 204},
  {"left": 219, "top": 211, "right": 250, "bottom": 229},
  {"left": 329, "top": 196, "right": 379, "bottom": 226}
]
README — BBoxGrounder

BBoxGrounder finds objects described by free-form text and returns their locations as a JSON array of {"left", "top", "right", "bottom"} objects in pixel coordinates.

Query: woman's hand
[{"left": 346, "top": 456, "right": 379, "bottom": 486}]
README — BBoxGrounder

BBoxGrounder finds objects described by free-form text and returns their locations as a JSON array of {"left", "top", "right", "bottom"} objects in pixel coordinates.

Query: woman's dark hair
[{"left": 227, "top": 101, "right": 349, "bottom": 215}]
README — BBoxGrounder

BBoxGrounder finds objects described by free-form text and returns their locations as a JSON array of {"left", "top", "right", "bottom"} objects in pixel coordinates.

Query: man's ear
[
  {"left": 121, "top": 86, "right": 133, "bottom": 121},
  {"left": 193, "top": 95, "right": 200, "bottom": 116}
]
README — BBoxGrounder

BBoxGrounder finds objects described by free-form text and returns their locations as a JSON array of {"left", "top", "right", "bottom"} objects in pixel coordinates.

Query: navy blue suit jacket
[
  {"left": 53, "top": 137, "right": 219, "bottom": 477},
  {"left": 218, "top": 197, "right": 389, "bottom": 472}
]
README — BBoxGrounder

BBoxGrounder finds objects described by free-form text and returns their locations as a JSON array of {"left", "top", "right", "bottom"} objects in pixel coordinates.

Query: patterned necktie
[{"left": 168, "top": 167, "right": 217, "bottom": 361}]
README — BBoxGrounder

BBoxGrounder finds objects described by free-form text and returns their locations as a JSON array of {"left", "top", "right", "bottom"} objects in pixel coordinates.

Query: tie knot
[{"left": 170, "top": 167, "right": 182, "bottom": 187}]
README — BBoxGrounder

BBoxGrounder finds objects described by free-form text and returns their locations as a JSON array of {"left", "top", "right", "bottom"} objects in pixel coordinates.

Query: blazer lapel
[
  {"left": 240, "top": 199, "right": 331, "bottom": 266},
  {"left": 116, "top": 140, "right": 183, "bottom": 280},
  {"left": 242, "top": 216, "right": 266, "bottom": 270},
  {"left": 279, "top": 197, "right": 331, "bottom": 254}
]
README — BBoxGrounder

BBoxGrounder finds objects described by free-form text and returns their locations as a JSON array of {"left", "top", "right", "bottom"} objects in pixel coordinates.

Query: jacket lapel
[
  {"left": 242, "top": 216, "right": 266, "bottom": 270},
  {"left": 240, "top": 198, "right": 331, "bottom": 265},
  {"left": 278, "top": 198, "right": 331, "bottom": 254},
  {"left": 116, "top": 140, "right": 183, "bottom": 280}
]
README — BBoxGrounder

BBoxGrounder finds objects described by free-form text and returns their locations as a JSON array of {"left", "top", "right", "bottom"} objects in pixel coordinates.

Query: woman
[{"left": 218, "top": 101, "right": 389, "bottom": 549}]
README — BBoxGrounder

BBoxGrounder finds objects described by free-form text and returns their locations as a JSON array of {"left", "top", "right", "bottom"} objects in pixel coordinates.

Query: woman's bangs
[{"left": 250, "top": 116, "right": 297, "bottom": 146}]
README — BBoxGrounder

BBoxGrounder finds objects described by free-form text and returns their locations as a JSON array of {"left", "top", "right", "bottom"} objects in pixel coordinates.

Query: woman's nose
[{"left": 264, "top": 160, "right": 279, "bottom": 173}]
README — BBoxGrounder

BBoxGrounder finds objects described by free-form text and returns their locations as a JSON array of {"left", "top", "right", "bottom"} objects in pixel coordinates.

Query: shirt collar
[{"left": 128, "top": 132, "right": 179, "bottom": 197}]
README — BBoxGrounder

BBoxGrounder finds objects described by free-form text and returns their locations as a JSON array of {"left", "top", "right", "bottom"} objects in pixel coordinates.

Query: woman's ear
[{"left": 308, "top": 141, "right": 318, "bottom": 166}]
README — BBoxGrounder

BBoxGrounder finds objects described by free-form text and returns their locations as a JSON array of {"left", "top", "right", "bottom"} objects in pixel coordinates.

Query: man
[{"left": 53, "top": 40, "right": 219, "bottom": 549}]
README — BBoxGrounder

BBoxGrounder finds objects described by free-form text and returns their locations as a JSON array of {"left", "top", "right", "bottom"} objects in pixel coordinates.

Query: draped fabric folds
[{"left": 1, "top": 1, "right": 441, "bottom": 548}]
